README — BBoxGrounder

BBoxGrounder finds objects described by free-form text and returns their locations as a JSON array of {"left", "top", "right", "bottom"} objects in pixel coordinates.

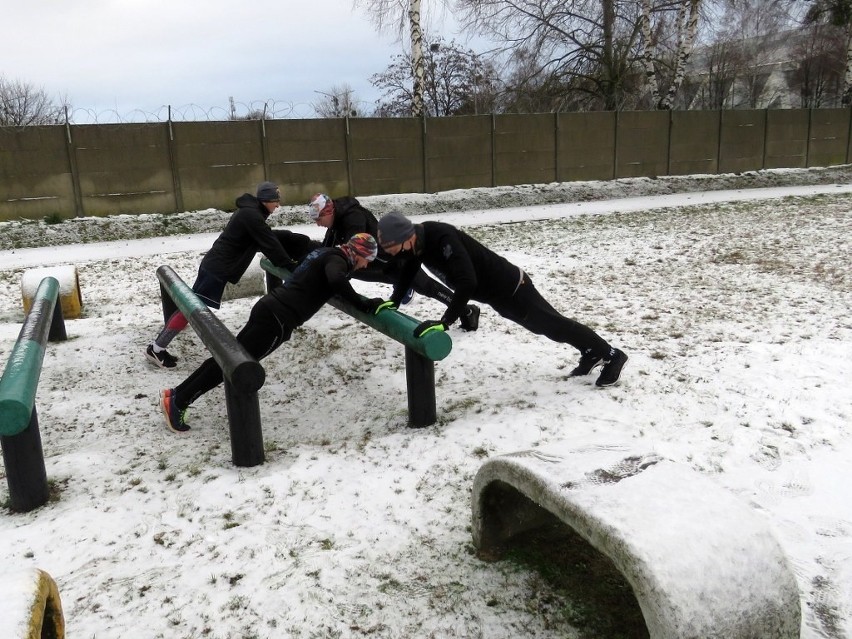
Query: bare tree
[
  {"left": 639, "top": 0, "right": 702, "bottom": 109},
  {"left": 714, "top": 0, "right": 791, "bottom": 107},
  {"left": 354, "top": 0, "right": 451, "bottom": 115},
  {"left": 371, "top": 36, "right": 497, "bottom": 115},
  {"left": 689, "top": 38, "right": 743, "bottom": 108},
  {"left": 802, "top": 0, "right": 852, "bottom": 105},
  {"left": 312, "top": 85, "right": 360, "bottom": 117},
  {"left": 787, "top": 22, "right": 846, "bottom": 106},
  {"left": 0, "top": 77, "right": 65, "bottom": 126},
  {"left": 455, "top": 0, "right": 648, "bottom": 110}
]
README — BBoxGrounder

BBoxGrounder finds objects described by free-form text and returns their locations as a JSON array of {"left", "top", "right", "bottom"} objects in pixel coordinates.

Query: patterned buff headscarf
[{"left": 346, "top": 233, "right": 378, "bottom": 262}]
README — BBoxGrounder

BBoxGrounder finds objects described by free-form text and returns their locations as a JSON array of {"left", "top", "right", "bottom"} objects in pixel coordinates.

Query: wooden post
[{"left": 156, "top": 266, "right": 266, "bottom": 466}]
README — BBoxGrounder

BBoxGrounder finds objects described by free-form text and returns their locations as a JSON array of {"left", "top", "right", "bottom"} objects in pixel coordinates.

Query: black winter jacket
[
  {"left": 199, "top": 193, "right": 294, "bottom": 283},
  {"left": 265, "top": 247, "right": 369, "bottom": 327},
  {"left": 392, "top": 221, "right": 521, "bottom": 326},
  {"left": 321, "top": 197, "right": 378, "bottom": 247}
]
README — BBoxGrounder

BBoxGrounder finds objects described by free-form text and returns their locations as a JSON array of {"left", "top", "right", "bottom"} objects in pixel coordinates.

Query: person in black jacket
[
  {"left": 307, "top": 193, "right": 480, "bottom": 331},
  {"left": 376, "top": 211, "right": 628, "bottom": 387},
  {"left": 145, "top": 181, "right": 298, "bottom": 369},
  {"left": 160, "top": 233, "right": 384, "bottom": 433}
]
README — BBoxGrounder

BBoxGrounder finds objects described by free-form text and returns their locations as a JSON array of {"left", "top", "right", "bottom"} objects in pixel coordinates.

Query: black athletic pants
[
  {"left": 488, "top": 273, "right": 610, "bottom": 356},
  {"left": 175, "top": 299, "right": 292, "bottom": 408}
]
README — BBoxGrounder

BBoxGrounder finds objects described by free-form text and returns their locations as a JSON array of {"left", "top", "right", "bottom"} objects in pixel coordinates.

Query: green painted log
[
  {"left": 260, "top": 259, "right": 452, "bottom": 362},
  {"left": 0, "top": 278, "right": 59, "bottom": 437},
  {"left": 156, "top": 266, "right": 265, "bottom": 393}
]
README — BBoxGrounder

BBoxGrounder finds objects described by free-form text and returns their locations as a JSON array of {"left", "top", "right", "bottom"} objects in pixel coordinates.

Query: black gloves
[
  {"left": 358, "top": 297, "right": 385, "bottom": 315},
  {"left": 414, "top": 320, "right": 447, "bottom": 338}
]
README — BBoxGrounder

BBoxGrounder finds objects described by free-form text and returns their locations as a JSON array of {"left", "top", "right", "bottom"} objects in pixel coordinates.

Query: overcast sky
[{"left": 1, "top": 0, "right": 472, "bottom": 122}]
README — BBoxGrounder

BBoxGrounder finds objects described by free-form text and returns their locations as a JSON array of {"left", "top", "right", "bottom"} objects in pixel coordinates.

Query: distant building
[{"left": 681, "top": 27, "right": 845, "bottom": 110}]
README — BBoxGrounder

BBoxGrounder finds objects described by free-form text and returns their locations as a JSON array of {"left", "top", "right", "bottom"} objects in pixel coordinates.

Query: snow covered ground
[{"left": 0, "top": 170, "right": 851, "bottom": 638}]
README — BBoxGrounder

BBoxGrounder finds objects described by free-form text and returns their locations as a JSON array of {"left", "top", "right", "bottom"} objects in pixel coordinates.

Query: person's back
[
  {"left": 417, "top": 221, "right": 521, "bottom": 303},
  {"left": 203, "top": 192, "right": 293, "bottom": 283},
  {"left": 322, "top": 196, "right": 378, "bottom": 247},
  {"left": 265, "top": 247, "right": 354, "bottom": 326}
]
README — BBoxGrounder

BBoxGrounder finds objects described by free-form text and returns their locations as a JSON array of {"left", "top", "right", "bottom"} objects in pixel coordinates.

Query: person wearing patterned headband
[
  {"left": 159, "top": 234, "right": 384, "bottom": 433},
  {"left": 307, "top": 193, "right": 481, "bottom": 331}
]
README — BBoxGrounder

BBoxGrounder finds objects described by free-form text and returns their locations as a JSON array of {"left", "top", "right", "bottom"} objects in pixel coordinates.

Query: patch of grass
[
  {"left": 43, "top": 212, "right": 64, "bottom": 225},
  {"left": 501, "top": 523, "right": 648, "bottom": 638}
]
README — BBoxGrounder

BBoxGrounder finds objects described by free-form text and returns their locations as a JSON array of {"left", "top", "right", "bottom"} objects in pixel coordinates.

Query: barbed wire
[{"left": 65, "top": 98, "right": 379, "bottom": 124}]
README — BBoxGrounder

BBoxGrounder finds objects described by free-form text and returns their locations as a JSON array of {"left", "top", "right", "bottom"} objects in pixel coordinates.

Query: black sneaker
[
  {"left": 160, "top": 391, "right": 190, "bottom": 433},
  {"left": 595, "top": 348, "right": 628, "bottom": 387},
  {"left": 459, "top": 305, "right": 480, "bottom": 331},
  {"left": 146, "top": 344, "right": 177, "bottom": 369},
  {"left": 569, "top": 352, "right": 603, "bottom": 376}
]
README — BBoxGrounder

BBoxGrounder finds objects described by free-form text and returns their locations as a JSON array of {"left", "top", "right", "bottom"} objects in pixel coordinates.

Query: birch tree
[
  {"left": 639, "top": 0, "right": 702, "bottom": 109},
  {"left": 354, "top": 0, "right": 450, "bottom": 115}
]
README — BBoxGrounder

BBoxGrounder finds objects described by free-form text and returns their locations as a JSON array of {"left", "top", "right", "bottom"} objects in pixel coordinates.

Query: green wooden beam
[
  {"left": 0, "top": 278, "right": 59, "bottom": 437},
  {"left": 260, "top": 259, "right": 452, "bottom": 362}
]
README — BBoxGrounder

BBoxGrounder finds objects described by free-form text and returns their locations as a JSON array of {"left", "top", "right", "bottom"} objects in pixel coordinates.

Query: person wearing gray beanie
[
  {"left": 144, "top": 181, "right": 297, "bottom": 370},
  {"left": 305, "top": 195, "right": 480, "bottom": 330},
  {"left": 376, "top": 212, "right": 628, "bottom": 387}
]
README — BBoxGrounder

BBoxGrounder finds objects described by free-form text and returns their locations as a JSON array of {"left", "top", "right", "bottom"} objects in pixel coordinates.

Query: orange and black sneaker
[{"left": 160, "top": 390, "right": 189, "bottom": 433}]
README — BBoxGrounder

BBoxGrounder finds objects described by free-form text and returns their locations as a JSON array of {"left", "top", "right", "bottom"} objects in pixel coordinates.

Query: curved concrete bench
[
  {"left": 0, "top": 567, "right": 65, "bottom": 639},
  {"left": 471, "top": 442, "right": 801, "bottom": 638}
]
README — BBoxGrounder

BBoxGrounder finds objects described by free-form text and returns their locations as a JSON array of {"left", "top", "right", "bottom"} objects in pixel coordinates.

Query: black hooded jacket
[
  {"left": 321, "top": 196, "right": 378, "bottom": 247},
  {"left": 392, "top": 221, "right": 522, "bottom": 325},
  {"left": 199, "top": 193, "right": 294, "bottom": 283},
  {"left": 264, "top": 247, "right": 369, "bottom": 326}
]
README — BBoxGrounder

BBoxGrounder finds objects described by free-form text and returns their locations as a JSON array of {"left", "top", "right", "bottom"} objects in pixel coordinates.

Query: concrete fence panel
[
  {"left": 494, "top": 113, "right": 556, "bottom": 186},
  {"left": 349, "top": 117, "right": 424, "bottom": 196},
  {"left": 719, "top": 110, "right": 766, "bottom": 173},
  {"left": 0, "top": 126, "right": 77, "bottom": 220},
  {"left": 172, "top": 120, "right": 265, "bottom": 211},
  {"left": 766, "top": 109, "right": 809, "bottom": 170},
  {"left": 807, "top": 108, "right": 850, "bottom": 168},
  {"left": 424, "top": 115, "right": 493, "bottom": 192},
  {"left": 266, "top": 118, "right": 349, "bottom": 203},
  {"left": 616, "top": 111, "right": 670, "bottom": 178},
  {"left": 71, "top": 123, "right": 176, "bottom": 217},
  {"left": 669, "top": 110, "right": 719, "bottom": 176},
  {"left": 1, "top": 108, "right": 850, "bottom": 222},
  {"left": 557, "top": 112, "right": 617, "bottom": 182}
]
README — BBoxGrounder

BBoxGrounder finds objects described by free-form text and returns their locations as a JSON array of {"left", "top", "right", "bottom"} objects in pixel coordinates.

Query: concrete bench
[
  {"left": 471, "top": 441, "right": 801, "bottom": 638},
  {"left": 0, "top": 567, "right": 65, "bottom": 639}
]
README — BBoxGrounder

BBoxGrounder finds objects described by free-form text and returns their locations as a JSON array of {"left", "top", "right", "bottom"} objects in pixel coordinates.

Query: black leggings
[
  {"left": 175, "top": 299, "right": 292, "bottom": 408},
  {"left": 488, "top": 274, "right": 610, "bottom": 356}
]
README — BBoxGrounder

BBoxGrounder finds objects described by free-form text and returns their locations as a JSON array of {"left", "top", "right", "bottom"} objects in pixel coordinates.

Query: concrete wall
[{"left": 1, "top": 109, "right": 850, "bottom": 221}]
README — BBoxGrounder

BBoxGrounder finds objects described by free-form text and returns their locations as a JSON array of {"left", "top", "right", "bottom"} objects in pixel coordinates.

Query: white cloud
[{"left": 3, "top": 0, "right": 471, "bottom": 118}]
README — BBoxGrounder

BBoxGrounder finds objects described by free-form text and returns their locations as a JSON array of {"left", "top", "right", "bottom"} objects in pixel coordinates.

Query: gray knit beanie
[
  {"left": 378, "top": 211, "right": 415, "bottom": 245},
  {"left": 256, "top": 181, "right": 281, "bottom": 202}
]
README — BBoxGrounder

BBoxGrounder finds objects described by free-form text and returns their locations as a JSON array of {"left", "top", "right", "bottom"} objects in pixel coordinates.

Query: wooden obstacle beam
[
  {"left": 471, "top": 441, "right": 801, "bottom": 638},
  {"left": 0, "top": 277, "right": 67, "bottom": 513},
  {"left": 156, "top": 265, "right": 265, "bottom": 467},
  {"left": 260, "top": 258, "right": 452, "bottom": 427}
]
